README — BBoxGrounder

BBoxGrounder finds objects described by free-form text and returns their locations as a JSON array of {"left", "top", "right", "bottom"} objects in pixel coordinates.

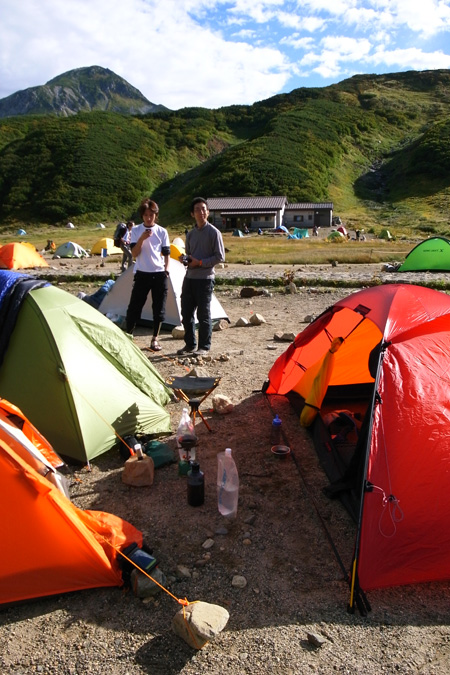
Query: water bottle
[
  {"left": 217, "top": 448, "right": 239, "bottom": 518},
  {"left": 187, "top": 462, "right": 205, "bottom": 506},
  {"left": 271, "top": 414, "right": 282, "bottom": 446}
]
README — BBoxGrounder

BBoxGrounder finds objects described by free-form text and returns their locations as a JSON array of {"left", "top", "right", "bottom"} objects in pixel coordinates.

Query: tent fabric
[
  {"left": 267, "top": 284, "right": 450, "bottom": 592},
  {"left": 0, "top": 427, "right": 142, "bottom": 604},
  {"left": 0, "top": 272, "right": 49, "bottom": 368},
  {"left": 98, "top": 259, "right": 229, "bottom": 329},
  {"left": 90, "top": 237, "right": 122, "bottom": 255},
  {"left": 0, "top": 242, "right": 49, "bottom": 270},
  {"left": 53, "top": 241, "right": 89, "bottom": 258},
  {"left": 399, "top": 236, "right": 450, "bottom": 272},
  {"left": 0, "top": 272, "right": 171, "bottom": 463}
]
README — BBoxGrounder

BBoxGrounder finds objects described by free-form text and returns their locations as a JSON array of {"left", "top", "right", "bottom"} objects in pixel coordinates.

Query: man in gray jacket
[{"left": 177, "top": 197, "right": 225, "bottom": 356}]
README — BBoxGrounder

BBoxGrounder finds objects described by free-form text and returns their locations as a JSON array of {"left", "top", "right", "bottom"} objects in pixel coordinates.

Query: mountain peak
[{"left": 0, "top": 66, "right": 168, "bottom": 118}]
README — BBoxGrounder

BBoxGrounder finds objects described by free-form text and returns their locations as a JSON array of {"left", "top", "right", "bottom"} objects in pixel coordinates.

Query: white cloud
[
  {"left": 1, "top": 0, "right": 450, "bottom": 108},
  {"left": 0, "top": 0, "right": 293, "bottom": 108},
  {"left": 369, "top": 46, "right": 450, "bottom": 69}
]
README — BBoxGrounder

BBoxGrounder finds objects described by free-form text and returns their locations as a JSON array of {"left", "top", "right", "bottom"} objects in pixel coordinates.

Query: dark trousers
[
  {"left": 126, "top": 271, "right": 168, "bottom": 336},
  {"left": 180, "top": 278, "right": 214, "bottom": 351}
]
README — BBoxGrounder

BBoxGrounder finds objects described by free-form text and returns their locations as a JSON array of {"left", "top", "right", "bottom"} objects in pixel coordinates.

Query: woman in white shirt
[{"left": 125, "top": 198, "right": 170, "bottom": 351}]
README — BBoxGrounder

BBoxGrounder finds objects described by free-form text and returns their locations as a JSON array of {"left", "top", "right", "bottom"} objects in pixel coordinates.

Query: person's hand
[{"left": 141, "top": 228, "right": 152, "bottom": 241}]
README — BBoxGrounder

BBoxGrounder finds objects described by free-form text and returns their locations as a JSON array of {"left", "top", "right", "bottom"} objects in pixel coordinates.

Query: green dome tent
[
  {"left": 0, "top": 271, "right": 171, "bottom": 464},
  {"left": 399, "top": 236, "right": 450, "bottom": 272}
]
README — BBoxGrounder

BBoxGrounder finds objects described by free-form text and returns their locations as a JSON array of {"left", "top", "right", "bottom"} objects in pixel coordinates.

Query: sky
[{"left": 2, "top": 0, "right": 450, "bottom": 110}]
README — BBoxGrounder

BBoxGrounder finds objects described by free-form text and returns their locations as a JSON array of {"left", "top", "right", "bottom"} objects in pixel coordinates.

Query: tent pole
[{"left": 348, "top": 342, "right": 387, "bottom": 615}]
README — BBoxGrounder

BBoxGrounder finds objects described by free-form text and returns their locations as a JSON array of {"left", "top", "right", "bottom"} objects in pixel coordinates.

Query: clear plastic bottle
[
  {"left": 271, "top": 414, "right": 282, "bottom": 446},
  {"left": 217, "top": 448, "right": 239, "bottom": 518},
  {"left": 176, "top": 408, "right": 196, "bottom": 462}
]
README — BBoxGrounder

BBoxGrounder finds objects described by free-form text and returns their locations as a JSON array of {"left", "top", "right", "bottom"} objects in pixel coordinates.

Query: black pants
[
  {"left": 180, "top": 277, "right": 214, "bottom": 351},
  {"left": 126, "top": 271, "right": 168, "bottom": 336}
]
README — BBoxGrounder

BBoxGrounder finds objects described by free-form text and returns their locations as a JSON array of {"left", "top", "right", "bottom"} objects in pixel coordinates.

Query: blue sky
[{"left": 2, "top": 0, "right": 450, "bottom": 110}]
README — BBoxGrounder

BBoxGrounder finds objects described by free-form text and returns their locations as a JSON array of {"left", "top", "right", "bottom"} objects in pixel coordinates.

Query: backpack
[{"left": 114, "top": 223, "right": 126, "bottom": 247}]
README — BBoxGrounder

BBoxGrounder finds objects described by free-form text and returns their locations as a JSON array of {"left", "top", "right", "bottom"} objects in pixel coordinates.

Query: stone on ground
[{"left": 172, "top": 601, "right": 230, "bottom": 649}]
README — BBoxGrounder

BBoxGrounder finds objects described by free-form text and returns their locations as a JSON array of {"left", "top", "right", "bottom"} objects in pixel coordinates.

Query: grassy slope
[{"left": 0, "top": 70, "right": 450, "bottom": 235}]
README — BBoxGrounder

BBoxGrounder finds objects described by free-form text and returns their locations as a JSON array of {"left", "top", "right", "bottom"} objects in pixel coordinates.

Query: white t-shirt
[{"left": 130, "top": 223, "right": 170, "bottom": 273}]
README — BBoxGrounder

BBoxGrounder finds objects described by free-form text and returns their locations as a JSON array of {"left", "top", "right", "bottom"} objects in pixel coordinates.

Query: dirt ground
[{"left": 1, "top": 259, "right": 450, "bottom": 674}]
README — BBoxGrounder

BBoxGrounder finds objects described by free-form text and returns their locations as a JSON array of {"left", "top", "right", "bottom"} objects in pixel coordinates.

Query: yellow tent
[{"left": 90, "top": 237, "right": 122, "bottom": 255}]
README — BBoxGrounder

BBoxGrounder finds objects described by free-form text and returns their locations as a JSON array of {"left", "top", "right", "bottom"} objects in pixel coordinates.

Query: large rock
[{"left": 172, "top": 601, "right": 230, "bottom": 649}]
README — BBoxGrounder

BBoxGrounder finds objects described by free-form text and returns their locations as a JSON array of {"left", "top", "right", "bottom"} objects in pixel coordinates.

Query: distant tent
[
  {"left": 0, "top": 242, "right": 49, "bottom": 270},
  {"left": 327, "top": 230, "right": 345, "bottom": 242},
  {"left": 0, "top": 397, "right": 142, "bottom": 604},
  {"left": 337, "top": 226, "right": 348, "bottom": 236},
  {"left": 17, "top": 229, "right": 27, "bottom": 236},
  {"left": 399, "top": 236, "right": 450, "bottom": 272},
  {"left": 232, "top": 229, "right": 244, "bottom": 237},
  {"left": 0, "top": 271, "right": 171, "bottom": 464},
  {"left": 96, "top": 223, "right": 105, "bottom": 229},
  {"left": 275, "top": 225, "right": 289, "bottom": 234},
  {"left": 99, "top": 259, "right": 229, "bottom": 330},
  {"left": 66, "top": 222, "right": 75, "bottom": 229},
  {"left": 91, "top": 237, "right": 122, "bottom": 255},
  {"left": 293, "top": 228, "right": 309, "bottom": 239},
  {"left": 379, "top": 229, "right": 392, "bottom": 240},
  {"left": 53, "top": 241, "right": 89, "bottom": 259}
]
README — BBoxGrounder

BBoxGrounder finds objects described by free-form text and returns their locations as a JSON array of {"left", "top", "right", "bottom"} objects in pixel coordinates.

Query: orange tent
[
  {"left": 0, "top": 242, "right": 49, "bottom": 269},
  {"left": 0, "top": 398, "right": 142, "bottom": 605}
]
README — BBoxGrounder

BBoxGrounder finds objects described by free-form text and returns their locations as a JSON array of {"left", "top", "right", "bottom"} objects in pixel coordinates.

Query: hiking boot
[
  {"left": 194, "top": 348, "right": 209, "bottom": 357},
  {"left": 177, "top": 346, "right": 196, "bottom": 356}
]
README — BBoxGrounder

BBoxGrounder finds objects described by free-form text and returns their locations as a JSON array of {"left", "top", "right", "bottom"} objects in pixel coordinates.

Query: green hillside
[{"left": 1, "top": 69, "right": 450, "bottom": 234}]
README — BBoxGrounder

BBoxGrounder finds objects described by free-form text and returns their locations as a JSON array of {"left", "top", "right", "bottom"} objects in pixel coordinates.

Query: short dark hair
[
  {"left": 139, "top": 198, "right": 159, "bottom": 219},
  {"left": 190, "top": 196, "right": 208, "bottom": 213}
]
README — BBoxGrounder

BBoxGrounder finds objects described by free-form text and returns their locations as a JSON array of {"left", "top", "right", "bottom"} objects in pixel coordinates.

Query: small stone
[
  {"left": 287, "top": 282, "right": 297, "bottom": 294},
  {"left": 274, "top": 332, "right": 296, "bottom": 342},
  {"left": 131, "top": 567, "right": 167, "bottom": 598},
  {"left": 212, "top": 394, "right": 234, "bottom": 414},
  {"left": 249, "top": 313, "right": 266, "bottom": 325},
  {"left": 240, "top": 287, "right": 262, "bottom": 298},
  {"left": 231, "top": 575, "right": 247, "bottom": 588},
  {"left": 213, "top": 319, "right": 229, "bottom": 332},
  {"left": 243, "top": 538, "right": 251, "bottom": 545},
  {"left": 215, "top": 527, "right": 229, "bottom": 535},
  {"left": 202, "top": 538, "right": 215, "bottom": 549},
  {"left": 235, "top": 317, "right": 250, "bottom": 327},
  {"left": 307, "top": 632, "right": 327, "bottom": 647},
  {"left": 172, "top": 325, "right": 185, "bottom": 339},
  {"left": 175, "top": 565, "right": 191, "bottom": 579}
]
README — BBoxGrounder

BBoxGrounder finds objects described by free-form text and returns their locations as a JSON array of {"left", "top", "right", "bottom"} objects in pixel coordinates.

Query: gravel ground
[{"left": 2, "top": 259, "right": 450, "bottom": 674}]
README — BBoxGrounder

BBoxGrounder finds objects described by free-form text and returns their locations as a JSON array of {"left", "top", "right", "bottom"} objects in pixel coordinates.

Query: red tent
[{"left": 267, "top": 284, "right": 450, "bottom": 606}]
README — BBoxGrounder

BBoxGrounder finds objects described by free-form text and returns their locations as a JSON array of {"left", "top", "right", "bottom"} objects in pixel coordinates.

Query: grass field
[{"left": 0, "top": 224, "right": 416, "bottom": 266}]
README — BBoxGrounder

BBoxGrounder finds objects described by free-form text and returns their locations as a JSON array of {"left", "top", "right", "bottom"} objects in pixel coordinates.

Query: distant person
[
  {"left": 119, "top": 221, "right": 134, "bottom": 272},
  {"left": 257, "top": 228, "right": 263, "bottom": 235},
  {"left": 312, "top": 225, "right": 319, "bottom": 237},
  {"left": 125, "top": 199, "right": 170, "bottom": 352},
  {"left": 177, "top": 197, "right": 225, "bottom": 357}
]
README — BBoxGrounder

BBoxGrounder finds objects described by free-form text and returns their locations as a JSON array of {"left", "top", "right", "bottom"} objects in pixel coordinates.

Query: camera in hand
[{"left": 181, "top": 255, "right": 192, "bottom": 266}]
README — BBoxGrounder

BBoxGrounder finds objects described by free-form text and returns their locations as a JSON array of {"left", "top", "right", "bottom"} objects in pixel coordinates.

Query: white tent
[
  {"left": 98, "top": 259, "right": 229, "bottom": 330},
  {"left": 53, "top": 242, "right": 89, "bottom": 258}
]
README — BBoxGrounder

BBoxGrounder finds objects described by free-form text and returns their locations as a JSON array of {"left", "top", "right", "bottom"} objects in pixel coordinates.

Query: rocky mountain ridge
[{"left": 0, "top": 65, "right": 167, "bottom": 118}]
